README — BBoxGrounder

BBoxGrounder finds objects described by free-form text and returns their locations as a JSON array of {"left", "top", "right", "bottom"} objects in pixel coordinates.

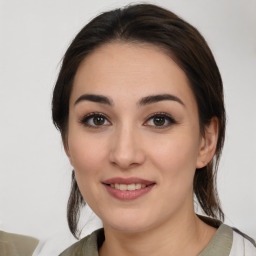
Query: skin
[{"left": 65, "top": 42, "right": 219, "bottom": 256}]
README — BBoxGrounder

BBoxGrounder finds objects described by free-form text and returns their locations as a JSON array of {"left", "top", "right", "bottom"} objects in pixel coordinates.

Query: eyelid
[
  {"left": 79, "top": 111, "right": 177, "bottom": 129},
  {"left": 143, "top": 112, "right": 177, "bottom": 128},
  {"left": 79, "top": 112, "right": 111, "bottom": 128}
]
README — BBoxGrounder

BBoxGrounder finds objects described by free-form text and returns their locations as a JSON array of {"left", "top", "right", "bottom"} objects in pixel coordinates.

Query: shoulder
[
  {"left": 0, "top": 230, "right": 39, "bottom": 256},
  {"left": 198, "top": 223, "right": 255, "bottom": 256},
  {"left": 59, "top": 228, "right": 104, "bottom": 256},
  {"left": 230, "top": 227, "right": 256, "bottom": 256}
]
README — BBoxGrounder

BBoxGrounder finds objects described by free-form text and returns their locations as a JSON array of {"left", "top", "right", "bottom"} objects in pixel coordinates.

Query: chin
[
  {"left": 101, "top": 209, "right": 159, "bottom": 233},
  {"left": 107, "top": 221, "right": 151, "bottom": 233}
]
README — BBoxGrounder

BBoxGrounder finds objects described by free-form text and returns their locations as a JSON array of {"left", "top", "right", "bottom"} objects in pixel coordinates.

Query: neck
[{"left": 99, "top": 212, "right": 216, "bottom": 256}]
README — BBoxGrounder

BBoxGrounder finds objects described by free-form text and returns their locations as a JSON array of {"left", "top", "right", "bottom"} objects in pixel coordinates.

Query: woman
[{"left": 52, "top": 3, "right": 256, "bottom": 255}]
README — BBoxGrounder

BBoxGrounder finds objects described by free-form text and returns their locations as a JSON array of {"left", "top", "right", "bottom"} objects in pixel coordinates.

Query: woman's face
[{"left": 66, "top": 42, "right": 209, "bottom": 233}]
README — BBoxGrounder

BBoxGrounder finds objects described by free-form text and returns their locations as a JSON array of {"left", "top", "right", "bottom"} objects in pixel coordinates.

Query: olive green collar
[
  {"left": 198, "top": 224, "right": 233, "bottom": 256},
  {"left": 93, "top": 224, "right": 233, "bottom": 256},
  {"left": 60, "top": 223, "right": 233, "bottom": 256}
]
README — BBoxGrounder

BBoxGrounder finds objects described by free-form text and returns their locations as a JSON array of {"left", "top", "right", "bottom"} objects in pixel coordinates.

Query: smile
[
  {"left": 102, "top": 177, "right": 156, "bottom": 200},
  {"left": 109, "top": 183, "right": 147, "bottom": 190}
]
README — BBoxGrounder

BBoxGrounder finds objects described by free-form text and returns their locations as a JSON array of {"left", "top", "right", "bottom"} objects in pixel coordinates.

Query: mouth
[
  {"left": 104, "top": 183, "right": 150, "bottom": 191},
  {"left": 102, "top": 177, "right": 156, "bottom": 200}
]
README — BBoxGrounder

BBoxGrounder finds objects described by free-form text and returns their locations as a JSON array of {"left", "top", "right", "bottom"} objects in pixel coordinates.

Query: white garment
[{"left": 230, "top": 230, "right": 256, "bottom": 256}]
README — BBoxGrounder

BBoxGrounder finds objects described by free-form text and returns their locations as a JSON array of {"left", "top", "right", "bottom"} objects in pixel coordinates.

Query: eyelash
[
  {"left": 79, "top": 112, "right": 177, "bottom": 129},
  {"left": 79, "top": 112, "right": 111, "bottom": 128},
  {"left": 144, "top": 112, "right": 177, "bottom": 129}
]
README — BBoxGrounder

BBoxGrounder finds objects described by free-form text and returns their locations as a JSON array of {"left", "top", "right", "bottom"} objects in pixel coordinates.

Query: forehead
[{"left": 71, "top": 42, "right": 196, "bottom": 108}]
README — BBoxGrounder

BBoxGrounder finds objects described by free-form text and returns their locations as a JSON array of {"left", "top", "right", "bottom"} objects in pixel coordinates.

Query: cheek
[
  {"left": 67, "top": 129, "right": 108, "bottom": 181},
  {"left": 67, "top": 133, "right": 108, "bottom": 206},
  {"left": 149, "top": 133, "right": 200, "bottom": 183},
  {"left": 149, "top": 135, "right": 199, "bottom": 212}
]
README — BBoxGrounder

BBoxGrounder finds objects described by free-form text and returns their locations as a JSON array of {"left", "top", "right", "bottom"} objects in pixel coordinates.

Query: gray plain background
[{"left": 0, "top": 0, "right": 255, "bottom": 250}]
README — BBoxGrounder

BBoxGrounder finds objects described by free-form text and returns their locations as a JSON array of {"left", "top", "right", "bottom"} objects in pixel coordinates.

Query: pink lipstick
[{"left": 102, "top": 177, "right": 156, "bottom": 200}]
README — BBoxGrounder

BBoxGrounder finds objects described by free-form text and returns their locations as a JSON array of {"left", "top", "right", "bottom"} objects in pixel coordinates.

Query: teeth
[
  {"left": 135, "top": 184, "right": 141, "bottom": 189},
  {"left": 110, "top": 183, "right": 148, "bottom": 191},
  {"left": 119, "top": 184, "right": 127, "bottom": 191},
  {"left": 128, "top": 184, "right": 135, "bottom": 190}
]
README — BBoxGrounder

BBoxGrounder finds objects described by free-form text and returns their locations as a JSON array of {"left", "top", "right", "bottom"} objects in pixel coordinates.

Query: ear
[{"left": 196, "top": 117, "right": 219, "bottom": 168}]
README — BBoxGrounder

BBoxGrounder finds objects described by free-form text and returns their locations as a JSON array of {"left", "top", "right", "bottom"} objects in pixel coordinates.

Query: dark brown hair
[{"left": 52, "top": 3, "right": 225, "bottom": 238}]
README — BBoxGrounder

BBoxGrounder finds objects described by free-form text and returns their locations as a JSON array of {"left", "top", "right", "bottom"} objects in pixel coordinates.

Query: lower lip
[{"left": 103, "top": 184, "right": 155, "bottom": 200}]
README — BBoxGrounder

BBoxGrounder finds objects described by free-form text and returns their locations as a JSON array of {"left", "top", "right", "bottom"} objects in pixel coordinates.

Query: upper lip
[{"left": 102, "top": 177, "right": 155, "bottom": 185}]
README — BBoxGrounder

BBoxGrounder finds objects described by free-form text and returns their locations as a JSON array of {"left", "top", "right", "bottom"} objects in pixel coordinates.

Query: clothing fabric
[
  {"left": 59, "top": 224, "right": 256, "bottom": 256},
  {"left": 0, "top": 230, "right": 39, "bottom": 256}
]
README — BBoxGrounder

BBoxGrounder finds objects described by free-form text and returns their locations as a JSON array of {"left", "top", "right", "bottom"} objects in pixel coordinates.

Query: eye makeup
[
  {"left": 79, "top": 112, "right": 111, "bottom": 129},
  {"left": 144, "top": 112, "right": 178, "bottom": 129},
  {"left": 79, "top": 111, "right": 178, "bottom": 130}
]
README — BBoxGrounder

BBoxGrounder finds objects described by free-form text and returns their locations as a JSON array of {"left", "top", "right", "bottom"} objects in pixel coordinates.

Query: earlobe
[{"left": 196, "top": 117, "right": 219, "bottom": 169}]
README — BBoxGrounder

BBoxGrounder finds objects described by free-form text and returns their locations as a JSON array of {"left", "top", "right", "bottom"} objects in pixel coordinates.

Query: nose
[{"left": 109, "top": 124, "right": 146, "bottom": 170}]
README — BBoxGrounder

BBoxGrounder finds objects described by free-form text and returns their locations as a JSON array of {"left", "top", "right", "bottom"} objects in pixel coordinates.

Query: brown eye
[
  {"left": 153, "top": 116, "right": 166, "bottom": 126},
  {"left": 81, "top": 113, "right": 111, "bottom": 128},
  {"left": 144, "top": 113, "right": 177, "bottom": 128},
  {"left": 93, "top": 116, "right": 105, "bottom": 125}
]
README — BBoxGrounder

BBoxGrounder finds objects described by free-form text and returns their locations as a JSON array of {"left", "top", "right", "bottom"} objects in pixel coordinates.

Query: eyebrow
[
  {"left": 74, "top": 93, "right": 184, "bottom": 107},
  {"left": 74, "top": 94, "right": 113, "bottom": 106},
  {"left": 138, "top": 94, "right": 185, "bottom": 107}
]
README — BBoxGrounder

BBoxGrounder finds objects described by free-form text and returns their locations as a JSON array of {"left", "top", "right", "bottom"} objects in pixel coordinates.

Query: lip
[
  {"left": 102, "top": 177, "right": 155, "bottom": 186},
  {"left": 102, "top": 177, "right": 156, "bottom": 201}
]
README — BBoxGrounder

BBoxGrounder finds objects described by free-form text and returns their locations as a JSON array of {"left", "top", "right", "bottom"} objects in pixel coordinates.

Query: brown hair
[{"left": 52, "top": 3, "right": 225, "bottom": 238}]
